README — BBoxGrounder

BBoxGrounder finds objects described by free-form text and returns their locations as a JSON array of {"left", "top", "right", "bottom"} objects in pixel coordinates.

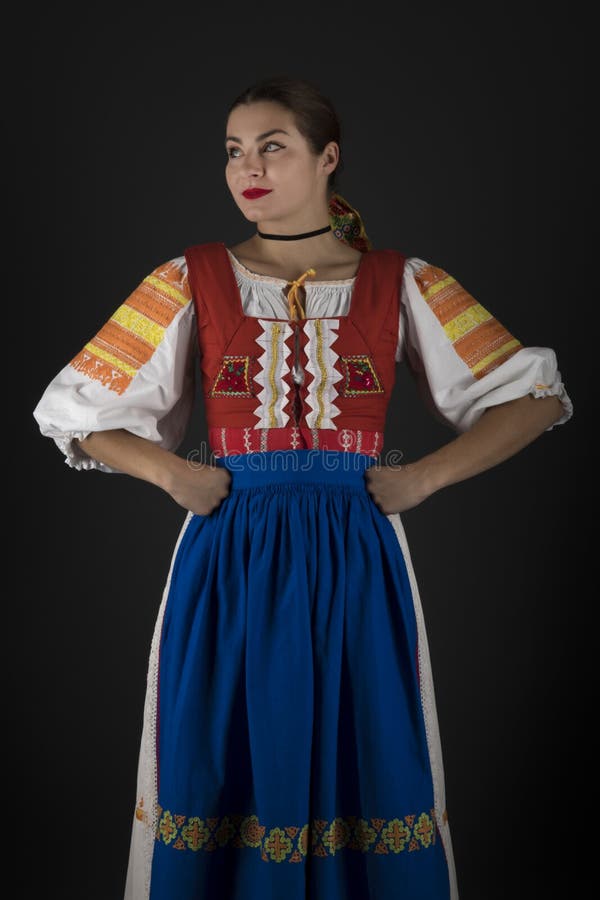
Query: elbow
[
  {"left": 479, "top": 393, "right": 568, "bottom": 434},
  {"left": 76, "top": 433, "right": 97, "bottom": 454},
  {"left": 75, "top": 430, "right": 116, "bottom": 460},
  {"left": 545, "top": 394, "right": 568, "bottom": 425},
  {"left": 515, "top": 393, "right": 568, "bottom": 432},
  {"left": 526, "top": 393, "right": 567, "bottom": 429},
  {"left": 74, "top": 433, "right": 99, "bottom": 464},
  {"left": 76, "top": 428, "right": 125, "bottom": 453}
]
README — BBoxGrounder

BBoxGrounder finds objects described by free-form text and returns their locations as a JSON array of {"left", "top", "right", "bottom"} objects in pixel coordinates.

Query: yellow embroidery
[
  {"left": 381, "top": 818, "right": 412, "bottom": 853},
  {"left": 443, "top": 303, "right": 492, "bottom": 343},
  {"left": 315, "top": 319, "right": 328, "bottom": 429},
  {"left": 268, "top": 323, "right": 282, "bottom": 428},
  {"left": 155, "top": 808, "right": 439, "bottom": 861},
  {"left": 241, "top": 814, "right": 265, "bottom": 848},
  {"left": 78, "top": 343, "right": 138, "bottom": 380},
  {"left": 181, "top": 817, "right": 208, "bottom": 851},
  {"left": 264, "top": 827, "right": 293, "bottom": 862},
  {"left": 158, "top": 811, "right": 178, "bottom": 845},
  {"left": 419, "top": 273, "right": 455, "bottom": 301},
  {"left": 144, "top": 274, "right": 189, "bottom": 308},
  {"left": 414, "top": 811, "right": 435, "bottom": 848},
  {"left": 111, "top": 305, "right": 165, "bottom": 348},
  {"left": 352, "top": 817, "right": 378, "bottom": 851},
  {"left": 414, "top": 263, "right": 523, "bottom": 380},
  {"left": 69, "top": 260, "right": 191, "bottom": 395},
  {"left": 322, "top": 817, "right": 351, "bottom": 855},
  {"left": 471, "top": 339, "right": 522, "bottom": 376}
]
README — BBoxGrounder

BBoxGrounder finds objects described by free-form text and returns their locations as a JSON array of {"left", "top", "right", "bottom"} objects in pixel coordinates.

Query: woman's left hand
[
  {"left": 364, "top": 462, "right": 432, "bottom": 515},
  {"left": 364, "top": 395, "right": 568, "bottom": 516}
]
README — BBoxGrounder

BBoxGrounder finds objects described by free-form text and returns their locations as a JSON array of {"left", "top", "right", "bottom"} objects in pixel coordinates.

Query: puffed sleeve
[
  {"left": 33, "top": 256, "right": 197, "bottom": 473},
  {"left": 395, "top": 257, "right": 573, "bottom": 433}
]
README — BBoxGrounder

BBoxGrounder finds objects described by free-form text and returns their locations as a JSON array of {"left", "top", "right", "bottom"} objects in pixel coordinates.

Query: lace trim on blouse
[
  {"left": 225, "top": 248, "right": 355, "bottom": 320},
  {"left": 226, "top": 248, "right": 357, "bottom": 286}
]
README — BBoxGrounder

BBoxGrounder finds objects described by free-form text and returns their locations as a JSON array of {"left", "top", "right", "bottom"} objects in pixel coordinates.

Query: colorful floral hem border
[{"left": 150, "top": 804, "right": 443, "bottom": 862}]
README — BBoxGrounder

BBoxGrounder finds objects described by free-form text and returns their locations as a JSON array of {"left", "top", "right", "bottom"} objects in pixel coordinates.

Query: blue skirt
[{"left": 148, "top": 450, "right": 452, "bottom": 899}]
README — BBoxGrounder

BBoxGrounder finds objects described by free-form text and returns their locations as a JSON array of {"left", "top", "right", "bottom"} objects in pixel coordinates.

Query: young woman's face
[{"left": 225, "top": 100, "right": 335, "bottom": 226}]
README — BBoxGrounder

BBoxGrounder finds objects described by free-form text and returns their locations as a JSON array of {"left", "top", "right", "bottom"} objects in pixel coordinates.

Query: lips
[{"left": 242, "top": 188, "right": 272, "bottom": 199}]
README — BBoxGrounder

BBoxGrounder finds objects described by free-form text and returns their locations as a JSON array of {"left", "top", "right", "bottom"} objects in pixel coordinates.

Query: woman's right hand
[
  {"left": 75, "top": 430, "right": 232, "bottom": 516},
  {"left": 164, "top": 459, "right": 232, "bottom": 516}
]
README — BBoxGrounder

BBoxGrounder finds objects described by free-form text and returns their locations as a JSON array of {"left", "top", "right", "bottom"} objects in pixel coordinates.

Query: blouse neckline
[{"left": 225, "top": 248, "right": 358, "bottom": 286}]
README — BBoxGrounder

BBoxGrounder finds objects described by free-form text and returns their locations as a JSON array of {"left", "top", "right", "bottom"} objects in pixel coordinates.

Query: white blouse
[{"left": 33, "top": 249, "right": 573, "bottom": 473}]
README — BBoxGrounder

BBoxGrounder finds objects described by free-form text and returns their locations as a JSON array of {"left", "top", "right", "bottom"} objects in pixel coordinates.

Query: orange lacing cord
[{"left": 285, "top": 268, "right": 316, "bottom": 320}]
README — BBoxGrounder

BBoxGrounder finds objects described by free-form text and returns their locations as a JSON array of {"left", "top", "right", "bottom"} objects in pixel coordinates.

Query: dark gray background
[{"left": 15, "top": 6, "right": 591, "bottom": 898}]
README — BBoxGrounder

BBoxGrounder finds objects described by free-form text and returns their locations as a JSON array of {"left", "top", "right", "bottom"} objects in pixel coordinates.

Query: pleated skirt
[{"left": 124, "top": 449, "right": 459, "bottom": 899}]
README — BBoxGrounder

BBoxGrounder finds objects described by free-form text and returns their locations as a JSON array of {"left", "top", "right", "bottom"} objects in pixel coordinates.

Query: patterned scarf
[
  {"left": 284, "top": 193, "right": 372, "bottom": 319},
  {"left": 328, "top": 191, "right": 372, "bottom": 253}
]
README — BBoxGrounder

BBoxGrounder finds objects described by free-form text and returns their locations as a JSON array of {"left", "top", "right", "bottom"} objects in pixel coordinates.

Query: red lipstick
[{"left": 242, "top": 188, "right": 272, "bottom": 199}]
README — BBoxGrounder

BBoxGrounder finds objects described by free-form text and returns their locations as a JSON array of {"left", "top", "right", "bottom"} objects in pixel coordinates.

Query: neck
[
  {"left": 252, "top": 229, "right": 342, "bottom": 267},
  {"left": 258, "top": 223, "right": 331, "bottom": 241},
  {"left": 247, "top": 197, "right": 344, "bottom": 269}
]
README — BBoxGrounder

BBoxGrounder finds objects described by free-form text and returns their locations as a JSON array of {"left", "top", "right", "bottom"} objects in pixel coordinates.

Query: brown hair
[{"left": 227, "top": 74, "right": 372, "bottom": 252}]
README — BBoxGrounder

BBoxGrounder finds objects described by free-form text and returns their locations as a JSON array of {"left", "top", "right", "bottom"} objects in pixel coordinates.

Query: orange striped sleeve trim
[
  {"left": 69, "top": 259, "right": 192, "bottom": 395},
  {"left": 413, "top": 264, "right": 522, "bottom": 380}
]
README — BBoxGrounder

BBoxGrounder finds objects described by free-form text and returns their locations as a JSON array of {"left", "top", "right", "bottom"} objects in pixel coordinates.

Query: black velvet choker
[{"left": 257, "top": 225, "right": 332, "bottom": 241}]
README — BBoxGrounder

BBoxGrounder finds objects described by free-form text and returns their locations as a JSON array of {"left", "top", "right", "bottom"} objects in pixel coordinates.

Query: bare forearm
[
  {"left": 77, "top": 430, "right": 231, "bottom": 517},
  {"left": 76, "top": 429, "right": 193, "bottom": 491},
  {"left": 414, "top": 394, "right": 565, "bottom": 494}
]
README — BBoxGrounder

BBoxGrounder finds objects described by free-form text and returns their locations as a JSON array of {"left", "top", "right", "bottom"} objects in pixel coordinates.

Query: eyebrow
[{"left": 224, "top": 128, "right": 290, "bottom": 146}]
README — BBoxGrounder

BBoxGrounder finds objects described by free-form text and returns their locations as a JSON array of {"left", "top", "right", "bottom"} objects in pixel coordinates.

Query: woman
[{"left": 33, "top": 75, "right": 572, "bottom": 899}]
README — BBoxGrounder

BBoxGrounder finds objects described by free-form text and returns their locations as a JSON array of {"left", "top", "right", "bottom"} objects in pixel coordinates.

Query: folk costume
[{"left": 33, "top": 194, "right": 572, "bottom": 899}]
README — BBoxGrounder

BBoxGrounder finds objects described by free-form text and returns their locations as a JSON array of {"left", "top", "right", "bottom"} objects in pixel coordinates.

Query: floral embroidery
[
  {"left": 414, "top": 811, "right": 435, "bottom": 848},
  {"left": 135, "top": 796, "right": 148, "bottom": 824},
  {"left": 181, "top": 817, "right": 209, "bottom": 851},
  {"left": 381, "top": 818, "right": 412, "bottom": 853},
  {"left": 154, "top": 808, "right": 438, "bottom": 861},
  {"left": 210, "top": 356, "right": 255, "bottom": 397},
  {"left": 158, "top": 810, "right": 178, "bottom": 845},
  {"left": 328, "top": 192, "right": 372, "bottom": 253},
  {"left": 339, "top": 355, "right": 384, "bottom": 395},
  {"left": 322, "top": 817, "right": 351, "bottom": 855}
]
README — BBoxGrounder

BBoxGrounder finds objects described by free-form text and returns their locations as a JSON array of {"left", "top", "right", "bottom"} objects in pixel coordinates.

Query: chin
[{"left": 238, "top": 206, "right": 261, "bottom": 222}]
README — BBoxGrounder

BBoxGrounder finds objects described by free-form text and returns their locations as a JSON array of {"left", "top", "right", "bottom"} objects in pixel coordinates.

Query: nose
[{"left": 239, "top": 149, "right": 265, "bottom": 176}]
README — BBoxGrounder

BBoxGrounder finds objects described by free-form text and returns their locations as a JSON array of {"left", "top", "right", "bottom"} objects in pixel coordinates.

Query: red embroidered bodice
[{"left": 184, "top": 242, "right": 406, "bottom": 458}]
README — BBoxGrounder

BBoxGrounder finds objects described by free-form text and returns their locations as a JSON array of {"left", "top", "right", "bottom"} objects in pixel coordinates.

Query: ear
[{"left": 320, "top": 141, "right": 339, "bottom": 175}]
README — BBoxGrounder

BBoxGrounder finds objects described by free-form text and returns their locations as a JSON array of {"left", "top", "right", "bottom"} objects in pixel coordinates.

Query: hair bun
[{"left": 328, "top": 192, "right": 372, "bottom": 253}]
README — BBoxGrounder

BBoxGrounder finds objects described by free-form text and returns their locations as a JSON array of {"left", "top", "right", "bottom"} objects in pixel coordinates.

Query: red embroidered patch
[
  {"left": 210, "top": 355, "right": 255, "bottom": 397},
  {"left": 339, "top": 356, "right": 384, "bottom": 395}
]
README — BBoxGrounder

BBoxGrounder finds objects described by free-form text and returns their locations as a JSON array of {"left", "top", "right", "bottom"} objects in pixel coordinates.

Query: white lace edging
[
  {"left": 54, "top": 432, "right": 119, "bottom": 473},
  {"left": 123, "top": 510, "right": 195, "bottom": 900},
  {"left": 529, "top": 379, "right": 573, "bottom": 431},
  {"left": 387, "top": 511, "right": 460, "bottom": 900}
]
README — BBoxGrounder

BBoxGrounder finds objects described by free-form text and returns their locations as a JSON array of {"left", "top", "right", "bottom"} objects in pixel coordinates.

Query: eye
[{"left": 226, "top": 141, "right": 284, "bottom": 160}]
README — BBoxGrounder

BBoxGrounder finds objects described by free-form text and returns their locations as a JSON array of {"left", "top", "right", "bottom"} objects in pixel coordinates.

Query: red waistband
[{"left": 207, "top": 426, "right": 384, "bottom": 458}]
